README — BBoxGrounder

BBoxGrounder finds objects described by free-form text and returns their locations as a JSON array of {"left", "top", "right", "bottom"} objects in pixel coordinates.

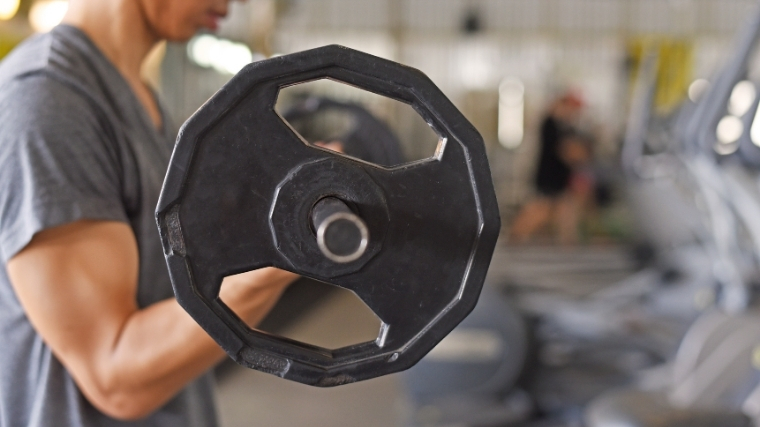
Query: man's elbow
[{"left": 83, "top": 380, "right": 164, "bottom": 421}]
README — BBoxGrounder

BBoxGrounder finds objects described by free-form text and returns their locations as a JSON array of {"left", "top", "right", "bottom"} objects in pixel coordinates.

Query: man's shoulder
[
  {"left": 0, "top": 26, "right": 105, "bottom": 98},
  {"left": 0, "top": 32, "right": 52, "bottom": 87},
  {"left": 0, "top": 67, "right": 104, "bottom": 159},
  {"left": 0, "top": 59, "right": 94, "bottom": 127},
  {"left": 0, "top": 27, "right": 112, "bottom": 130}
]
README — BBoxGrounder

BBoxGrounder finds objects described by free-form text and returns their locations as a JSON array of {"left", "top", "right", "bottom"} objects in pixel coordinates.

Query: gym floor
[{"left": 212, "top": 243, "right": 638, "bottom": 427}]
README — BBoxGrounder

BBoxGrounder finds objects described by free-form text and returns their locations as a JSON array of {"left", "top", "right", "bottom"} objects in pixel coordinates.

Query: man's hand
[
  {"left": 221, "top": 266, "right": 298, "bottom": 326},
  {"left": 314, "top": 140, "right": 344, "bottom": 153},
  {"left": 7, "top": 220, "right": 297, "bottom": 420}
]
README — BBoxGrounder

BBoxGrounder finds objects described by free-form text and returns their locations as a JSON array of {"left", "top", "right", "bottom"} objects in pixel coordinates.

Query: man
[
  {"left": 0, "top": 1, "right": 298, "bottom": 426},
  {"left": 509, "top": 92, "right": 585, "bottom": 243}
]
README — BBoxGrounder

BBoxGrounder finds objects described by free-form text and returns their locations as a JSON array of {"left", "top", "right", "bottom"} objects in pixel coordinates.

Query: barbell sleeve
[{"left": 310, "top": 197, "right": 369, "bottom": 263}]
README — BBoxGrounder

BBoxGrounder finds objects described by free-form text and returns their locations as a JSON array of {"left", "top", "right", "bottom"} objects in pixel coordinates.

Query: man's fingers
[{"left": 313, "top": 140, "right": 344, "bottom": 153}]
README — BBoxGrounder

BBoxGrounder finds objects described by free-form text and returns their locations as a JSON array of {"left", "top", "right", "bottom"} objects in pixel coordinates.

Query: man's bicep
[{"left": 6, "top": 220, "right": 139, "bottom": 392}]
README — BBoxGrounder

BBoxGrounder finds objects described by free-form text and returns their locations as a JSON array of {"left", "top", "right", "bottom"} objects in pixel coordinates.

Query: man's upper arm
[
  {"left": 0, "top": 76, "right": 137, "bottom": 405},
  {"left": 6, "top": 220, "right": 140, "bottom": 403}
]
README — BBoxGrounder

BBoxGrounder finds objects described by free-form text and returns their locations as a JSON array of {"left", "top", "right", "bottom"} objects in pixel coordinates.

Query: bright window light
[
  {"left": 688, "top": 79, "right": 709, "bottom": 103},
  {"left": 498, "top": 77, "right": 525, "bottom": 149},
  {"left": 29, "top": 0, "right": 68, "bottom": 33},
  {"left": 187, "top": 34, "right": 253, "bottom": 75},
  {"left": 458, "top": 41, "right": 499, "bottom": 91},
  {"left": 717, "top": 115, "right": 743, "bottom": 144},
  {"left": 188, "top": 34, "right": 216, "bottom": 68},
  {"left": 0, "top": 0, "right": 20, "bottom": 21},
  {"left": 750, "top": 104, "right": 760, "bottom": 148},
  {"left": 729, "top": 80, "right": 756, "bottom": 117},
  {"left": 216, "top": 40, "right": 253, "bottom": 75},
  {"left": 715, "top": 140, "right": 740, "bottom": 155}
]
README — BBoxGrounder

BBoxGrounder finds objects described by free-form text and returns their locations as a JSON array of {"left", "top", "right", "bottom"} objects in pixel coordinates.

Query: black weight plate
[
  {"left": 270, "top": 157, "right": 388, "bottom": 276},
  {"left": 156, "top": 45, "right": 500, "bottom": 386}
]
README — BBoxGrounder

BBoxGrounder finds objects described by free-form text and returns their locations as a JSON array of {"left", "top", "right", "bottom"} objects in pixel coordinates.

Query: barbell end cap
[{"left": 316, "top": 212, "right": 369, "bottom": 263}]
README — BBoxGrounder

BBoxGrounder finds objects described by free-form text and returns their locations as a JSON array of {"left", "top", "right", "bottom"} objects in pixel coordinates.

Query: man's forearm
[{"left": 88, "top": 270, "right": 292, "bottom": 420}]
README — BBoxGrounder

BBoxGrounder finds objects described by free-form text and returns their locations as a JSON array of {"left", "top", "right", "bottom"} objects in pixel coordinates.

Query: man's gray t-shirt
[{"left": 0, "top": 26, "right": 218, "bottom": 426}]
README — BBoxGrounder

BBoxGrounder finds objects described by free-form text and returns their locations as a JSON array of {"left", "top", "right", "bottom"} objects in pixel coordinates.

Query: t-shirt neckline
[{"left": 52, "top": 24, "right": 170, "bottom": 138}]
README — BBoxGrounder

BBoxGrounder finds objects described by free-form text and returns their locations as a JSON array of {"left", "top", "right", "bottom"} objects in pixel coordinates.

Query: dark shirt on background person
[{"left": 535, "top": 115, "right": 573, "bottom": 197}]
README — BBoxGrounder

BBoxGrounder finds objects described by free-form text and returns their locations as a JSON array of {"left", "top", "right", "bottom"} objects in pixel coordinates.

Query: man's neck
[
  {"left": 61, "top": 0, "right": 164, "bottom": 128},
  {"left": 62, "top": 1, "right": 158, "bottom": 86}
]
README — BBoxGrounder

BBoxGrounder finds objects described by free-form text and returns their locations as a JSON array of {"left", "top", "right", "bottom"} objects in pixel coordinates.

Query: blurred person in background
[
  {"left": 557, "top": 130, "right": 599, "bottom": 243},
  {"left": 0, "top": 1, "right": 300, "bottom": 426},
  {"left": 509, "top": 92, "right": 586, "bottom": 244}
]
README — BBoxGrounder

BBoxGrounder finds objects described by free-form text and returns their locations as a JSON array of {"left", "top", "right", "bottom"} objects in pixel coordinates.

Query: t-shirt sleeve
[{"left": 0, "top": 75, "right": 128, "bottom": 263}]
